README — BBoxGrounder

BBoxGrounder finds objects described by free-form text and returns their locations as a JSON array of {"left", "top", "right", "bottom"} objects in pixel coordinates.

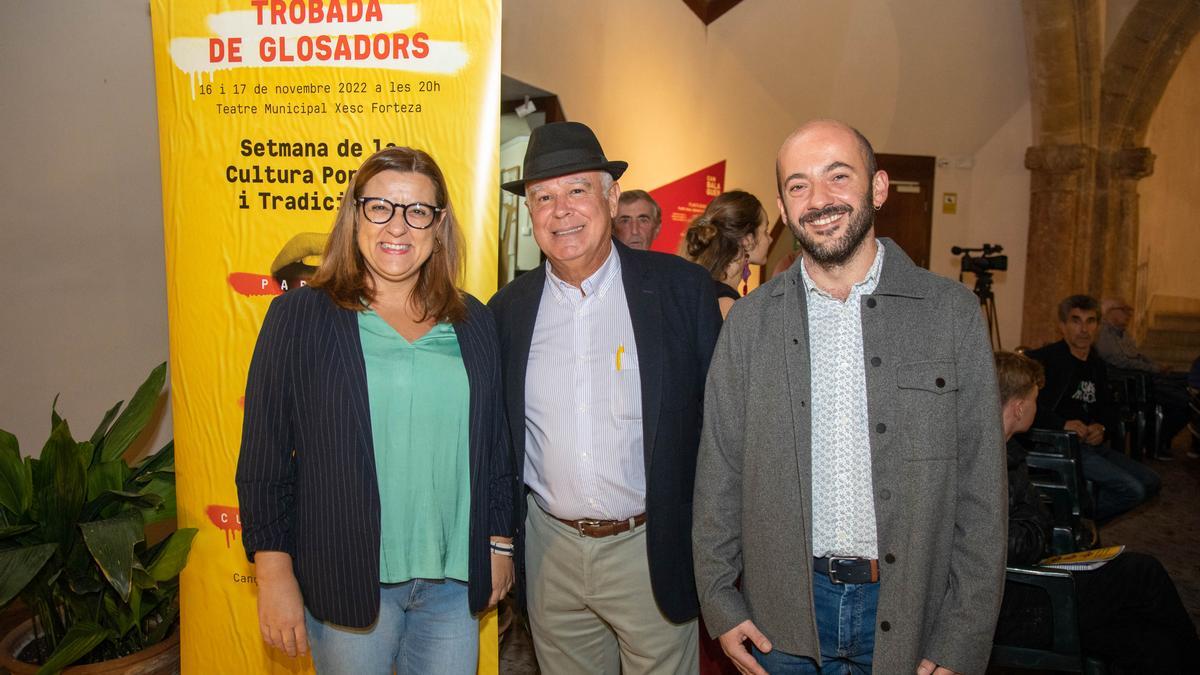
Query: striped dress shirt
[{"left": 524, "top": 246, "right": 646, "bottom": 521}]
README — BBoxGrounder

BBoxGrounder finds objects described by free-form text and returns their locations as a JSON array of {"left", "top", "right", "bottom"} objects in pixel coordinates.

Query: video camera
[
  {"left": 952, "top": 244, "right": 1007, "bottom": 275},
  {"left": 952, "top": 244, "right": 1006, "bottom": 349}
]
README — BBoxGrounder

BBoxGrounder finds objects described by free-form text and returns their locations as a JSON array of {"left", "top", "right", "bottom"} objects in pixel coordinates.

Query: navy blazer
[
  {"left": 488, "top": 240, "right": 722, "bottom": 623},
  {"left": 236, "top": 286, "right": 516, "bottom": 627}
]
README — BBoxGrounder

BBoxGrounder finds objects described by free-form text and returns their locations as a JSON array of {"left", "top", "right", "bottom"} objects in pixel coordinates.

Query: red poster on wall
[{"left": 649, "top": 160, "right": 725, "bottom": 254}]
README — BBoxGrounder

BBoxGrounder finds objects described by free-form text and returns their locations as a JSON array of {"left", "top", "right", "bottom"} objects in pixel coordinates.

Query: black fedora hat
[{"left": 501, "top": 121, "right": 628, "bottom": 196}]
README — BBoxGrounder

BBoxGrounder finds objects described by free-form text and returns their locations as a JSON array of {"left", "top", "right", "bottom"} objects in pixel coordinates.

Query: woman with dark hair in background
[
  {"left": 683, "top": 190, "right": 771, "bottom": 318},
  {"left": 994, "top": 350, "right": 1198, "bottom": 672},
  {"left": 237, "top": 146, "right": 515, "bottom": 674}
]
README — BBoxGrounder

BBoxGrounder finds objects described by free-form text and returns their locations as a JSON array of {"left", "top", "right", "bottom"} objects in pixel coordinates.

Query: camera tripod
[{"left": 971, "top": 271, "right": 1002, "bottom": 351}]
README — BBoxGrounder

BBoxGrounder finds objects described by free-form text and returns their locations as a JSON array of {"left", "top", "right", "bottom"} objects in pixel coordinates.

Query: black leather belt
[{"left": 814, "top": 556, "right": 880, "bottom": 584}]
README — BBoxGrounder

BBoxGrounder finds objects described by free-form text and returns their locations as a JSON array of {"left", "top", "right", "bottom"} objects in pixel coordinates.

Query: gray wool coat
[{"left": 693, "top": 238, "right": 1007, "bottom": 674}]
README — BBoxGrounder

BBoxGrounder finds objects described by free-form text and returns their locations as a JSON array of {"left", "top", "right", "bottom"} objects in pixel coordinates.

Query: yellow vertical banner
[{"left": 149, "top": 1, "right": 500, "bottom": 672}]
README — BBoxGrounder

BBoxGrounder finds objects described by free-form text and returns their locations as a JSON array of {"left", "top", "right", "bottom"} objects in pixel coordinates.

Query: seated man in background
[
  {"left": 1096, "top": 297, "right": 1191, "bottom": 459},
  {"left": 614, "top": 189, "right": 662, "bottom": 250},
  {"left": 1026, "top": 295, "right": 1161, "bottom": 521},
  {"left": 993, "top": 351, "right": 1199, "bottom": 672}
]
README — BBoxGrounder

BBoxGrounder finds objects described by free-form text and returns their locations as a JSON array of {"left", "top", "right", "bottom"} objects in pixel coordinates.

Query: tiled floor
[{"left": 1101, "top": 436, "right": 1200, "bottom": 627}]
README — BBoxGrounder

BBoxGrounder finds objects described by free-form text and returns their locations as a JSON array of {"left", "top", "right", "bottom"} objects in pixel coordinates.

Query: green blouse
[{"left": 357, "top": 310, "right": 471, "bottom": 583}]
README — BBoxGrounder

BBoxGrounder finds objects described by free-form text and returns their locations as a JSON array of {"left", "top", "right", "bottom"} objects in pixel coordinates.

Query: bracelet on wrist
[{"left": 489, "top": 540, "right": 514, "bottom": 557}]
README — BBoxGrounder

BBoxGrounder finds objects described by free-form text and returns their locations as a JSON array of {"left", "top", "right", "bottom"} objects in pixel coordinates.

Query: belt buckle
[
  {"left": 575, "top": 519, "right": 603, "bottom": 537},
  {"left": 826, "top": 556, "right": 849, "bottom": 585}
]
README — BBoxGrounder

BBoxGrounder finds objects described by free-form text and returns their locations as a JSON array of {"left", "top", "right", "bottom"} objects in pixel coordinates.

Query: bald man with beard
[{"left": 693, "top": 120, "right": 1006, "bottom": 675}]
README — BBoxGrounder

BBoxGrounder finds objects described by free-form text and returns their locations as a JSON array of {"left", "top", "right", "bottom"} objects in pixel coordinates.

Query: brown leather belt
[{"left": 553, "top": 513, "right": 647, "bottom": 538}]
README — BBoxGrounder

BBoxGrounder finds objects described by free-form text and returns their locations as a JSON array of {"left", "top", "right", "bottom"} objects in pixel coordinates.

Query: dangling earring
[{"left": 740, "top": 250, "right": 751, "bottom": 295}]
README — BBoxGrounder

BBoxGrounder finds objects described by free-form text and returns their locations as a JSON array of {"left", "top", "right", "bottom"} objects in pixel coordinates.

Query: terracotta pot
[{"left": 0, "top": 619, "right": 179, "bottom": 674}]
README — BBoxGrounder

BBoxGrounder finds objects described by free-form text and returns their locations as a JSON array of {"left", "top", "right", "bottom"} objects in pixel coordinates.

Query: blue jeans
[
  {"left": 754, "top": 569, "right": 880, "bottom": 674},
  {"left": 1080, "top": 444, "right": 1161, "bottom": 521},
  {"left": 304, "top": 579, "right": 477, "bottom": 675}
]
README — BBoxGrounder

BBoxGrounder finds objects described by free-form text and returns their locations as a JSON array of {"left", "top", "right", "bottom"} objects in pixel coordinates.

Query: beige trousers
[{"left": 524, "top": 495, "right": 699, "bottom": 674}]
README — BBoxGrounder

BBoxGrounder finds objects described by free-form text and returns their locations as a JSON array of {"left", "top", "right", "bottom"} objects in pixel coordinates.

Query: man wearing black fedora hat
[{"left": 490, "top": 121, "right": 721, "bottom": 673}]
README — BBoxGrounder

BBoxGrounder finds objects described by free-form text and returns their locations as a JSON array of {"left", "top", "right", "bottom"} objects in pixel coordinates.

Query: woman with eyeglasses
[{"left": 236, "top": 146, "right": 515, "bottom": 674}]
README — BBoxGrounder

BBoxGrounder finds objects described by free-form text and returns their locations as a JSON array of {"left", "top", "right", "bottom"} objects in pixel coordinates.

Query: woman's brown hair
[
  {"left": 309, "top": 146, "right": 466, "bottom": 323},
  {"left": 683, "top": 190, "right": 766, "bottom": 280}
]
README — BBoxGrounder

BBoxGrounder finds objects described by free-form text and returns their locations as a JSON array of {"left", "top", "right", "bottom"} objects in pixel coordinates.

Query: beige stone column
[
  {"left": 1095, "top": 147, "right": 1154, "bottom": 303},
  {"left": 1021, "top": 144, "right": 1097, "bottom": 347}
]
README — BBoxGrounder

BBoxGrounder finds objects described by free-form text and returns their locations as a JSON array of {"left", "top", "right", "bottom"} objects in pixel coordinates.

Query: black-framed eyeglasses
[{"left": 357, "top": 197, "right": 443, "bottom": 229}]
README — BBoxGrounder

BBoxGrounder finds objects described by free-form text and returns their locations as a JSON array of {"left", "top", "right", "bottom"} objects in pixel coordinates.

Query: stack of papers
[{"left": 1038, "top": 545, "right": 1126, "bottom": 571}]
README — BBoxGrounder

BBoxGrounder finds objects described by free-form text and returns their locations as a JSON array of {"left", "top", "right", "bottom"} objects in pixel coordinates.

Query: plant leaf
[
  {"left": 82, "top": 490, "right": 162, "bottom": 523},
  {"left": 66, "top": 571, "right": 105, "bottom": 595},
  {"left": 0, "top": 543, "right": 57, "bottom": 606},
  {"left": 146, "top": 600, "right": 178, "bottom": 645},
  {"left": 51, "top": 394, "right": 63, "bottom": 433},
  {"left": 138, "top": 475, "right": 176, "bottom": 525},
  {"left": 97, "top": 363, "right": 166, "bottom": 463},
  {"left": 102, "top": 591, "right": 137, "bottom": 637},
  {"left": 75, "top": 441, "right": 95, "bottom": 473},
  {"left": 37, "top": 421, "right": 87, "bottom": 548},
  {"left": 0, "top": 428, "right": 31, "bottom": 516},
  {"left": 62, "top": 589, "right": 99, "bottom": 628},
  {"left": 86, "top": 461, "right": 130, "bottom": 502},
  {"left": 35, "top": 621, "right": 111, "bottom": 675},
  {"left": 0, "top": 523, "right": 36, "bottom": 540},
  {"left": 63, "top": 537, "right": 103, "bottom": 596},
  {"left": 133, "top": 564, "right": 158, "bottom": 590},
  {"left": 89, "top": 400, "right": 124, "bottom": 448},
  {"left": 130, "top": 441, "right": 174, "bottom": 485},
  {"left": 80, "top": 512, "right": 144, "bottom": 602},
  {"left": 129, "top": 584, "right": 142, "bottom": 635},
  {"left": 0, "top": 429, "right": 20, "bottom": 456},
  {"left": 145, "top": 528, "right": 197, "bottom": 582}
]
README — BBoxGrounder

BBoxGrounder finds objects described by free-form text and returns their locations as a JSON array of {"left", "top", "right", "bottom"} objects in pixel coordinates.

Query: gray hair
[{"left": 618, "top": 189, "right": 661, "bottom": 225}]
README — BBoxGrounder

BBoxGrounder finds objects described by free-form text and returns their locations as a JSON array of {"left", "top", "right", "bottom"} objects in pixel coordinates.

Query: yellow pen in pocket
[{"left": 616, "top": 344, "right": 624, "bottom": 372}]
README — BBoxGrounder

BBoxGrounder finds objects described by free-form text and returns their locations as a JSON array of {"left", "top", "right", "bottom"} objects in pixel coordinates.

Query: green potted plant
[{"left": 0, "top": 363, "right": 196, "bottom": 674}]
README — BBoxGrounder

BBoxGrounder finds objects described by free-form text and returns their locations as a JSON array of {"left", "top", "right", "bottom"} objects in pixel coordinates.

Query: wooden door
[{"left": 874, "top": 154, "right": 935, "bottom": 269}]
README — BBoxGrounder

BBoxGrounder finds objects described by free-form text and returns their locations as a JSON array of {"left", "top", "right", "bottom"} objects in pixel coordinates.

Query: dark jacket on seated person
[
  {"left": 1026, "top": 340, "right": 1118, "bottom": 437},
  {"left": 997, "top": 437, "right": 1200, "bottom": 671}
]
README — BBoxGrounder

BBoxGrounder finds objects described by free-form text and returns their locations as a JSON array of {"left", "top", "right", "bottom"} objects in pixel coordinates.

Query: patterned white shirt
[
  {"left": 801, "top": 243, "right": 885, "bottom": 558},
  {"left": 524, "top": 246, "right": 646, "bottom": 520}
]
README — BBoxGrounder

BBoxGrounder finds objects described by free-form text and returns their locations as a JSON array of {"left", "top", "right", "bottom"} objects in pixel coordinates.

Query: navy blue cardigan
[{"left": 236, "top": 286, "right": 516, "bottom": 626}]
